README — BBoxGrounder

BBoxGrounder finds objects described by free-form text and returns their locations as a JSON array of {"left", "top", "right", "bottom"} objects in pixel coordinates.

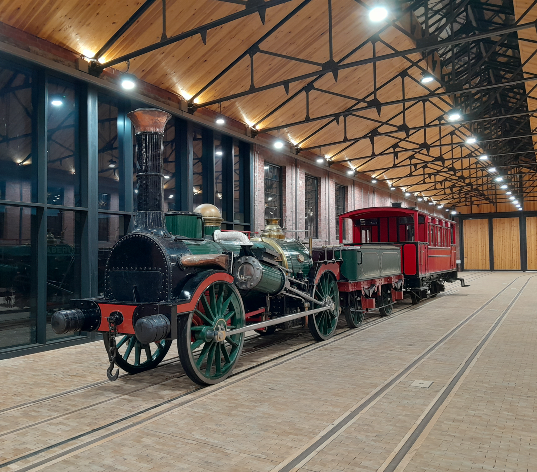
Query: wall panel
[
  {"left": 463, "top": 219, "right": 490, "bottom": 270},
  {"left": 493, "top": 218, "right": 520, "bottom": 270},
  {"left": 527, "top": 217, "right": 537, "bottom": 270}
]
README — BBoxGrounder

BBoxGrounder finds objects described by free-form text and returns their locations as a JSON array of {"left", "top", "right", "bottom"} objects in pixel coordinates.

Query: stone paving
[{"left": 0, "top": 271, "right": 534, "bottom": 471}]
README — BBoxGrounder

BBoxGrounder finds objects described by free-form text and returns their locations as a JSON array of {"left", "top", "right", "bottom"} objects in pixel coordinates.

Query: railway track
[{"left": 0, "top": 274, "right": 485, "bottom": 470}]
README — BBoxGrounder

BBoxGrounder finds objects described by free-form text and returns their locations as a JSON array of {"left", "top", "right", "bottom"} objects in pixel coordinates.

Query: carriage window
[{"left": 398, "top": 217, "right": 414, "bottom": 242}]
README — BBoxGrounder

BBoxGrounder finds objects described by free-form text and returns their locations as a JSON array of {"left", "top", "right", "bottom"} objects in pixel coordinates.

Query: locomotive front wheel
[
  {"left": 102, "top": 334, "right": 171, "bottom": 374},
  {"left": 308, "top": 272, "right": 340, "bottom": 341},
  {"left": 178, "top": 281, "right": 245, "bottom": 385}
]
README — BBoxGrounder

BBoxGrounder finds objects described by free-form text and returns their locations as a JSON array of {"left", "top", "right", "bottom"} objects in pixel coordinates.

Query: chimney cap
[{"left": 128, "top": 108, "right": 171, "bottom": 134}]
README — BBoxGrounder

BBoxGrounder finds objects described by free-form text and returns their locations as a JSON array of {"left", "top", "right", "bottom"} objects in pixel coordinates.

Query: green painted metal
[
  {"left": 182, "top": 238, "right": 222, "bottom": 255},
  {"left": 185, "top": 281, "right": 245, "bottom": 383},
  {"left": 204, "top": 225, "right": 220, "bottom": 238},
  {"left": 255, "top": 263, "right": 286, "bottom": 294},
  {"left": 165, "top": 212, "right": 203, "bottom": 239},
  {"left": 278, "top": 239, "right": 312, "bottom": 276},
  {"left": 340, "top": 245, "right": 401, "bottom": 282}
]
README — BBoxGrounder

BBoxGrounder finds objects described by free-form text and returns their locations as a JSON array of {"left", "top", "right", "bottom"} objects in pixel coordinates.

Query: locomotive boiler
[{"left": 51, "top": 108, "right": 344, "bottom": 386}]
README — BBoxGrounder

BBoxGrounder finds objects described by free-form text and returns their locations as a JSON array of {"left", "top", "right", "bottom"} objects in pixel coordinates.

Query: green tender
[
  {"left": 166, "top": 212, "right": 203, "bottom": 239},
  {"left": 340, "top": 245, "right": 401, "bottom": 282}
]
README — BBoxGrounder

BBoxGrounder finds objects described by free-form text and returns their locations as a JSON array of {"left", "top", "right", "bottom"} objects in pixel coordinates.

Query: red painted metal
[
  {"left": 403, "top": 244, "right": 417, "bottom": 275},
  {"left": 392, "top": 290, "right": 404, "bottom": 301},
  {"left": 97, "top": 303, "right": 137, "bottom": 334},
  {"left": 314, "top": 262, "right": 340, "bottom": 284},
  {"left": 361, "top": 297, "right": 376, "bottom": 309},
  {"left": 245, "top": 308, "right": 265, "bottom": 320},
  {"left": 338, "top": 274, "right": 404, "bottom": 292}
]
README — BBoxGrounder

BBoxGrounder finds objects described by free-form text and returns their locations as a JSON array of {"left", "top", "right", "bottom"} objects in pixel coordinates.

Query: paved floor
[{"left": 0, "top": 271, "right": 535, "bottom": 471}]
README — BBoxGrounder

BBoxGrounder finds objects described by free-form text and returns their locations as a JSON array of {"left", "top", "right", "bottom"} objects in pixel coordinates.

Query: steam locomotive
[{"left": 51, "top": 108, "right": 463, "bottom": 386}]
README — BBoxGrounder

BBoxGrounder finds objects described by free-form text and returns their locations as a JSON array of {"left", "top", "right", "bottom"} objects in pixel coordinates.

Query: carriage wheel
[
  {"left": 379, "top": 290, "right": 393, "bottom": 317},
  {"left": 308, "top": 271, "right": 340, "bottom": 341},
  {"left": 178, "top": 281, "right": 245, "bottom": 385},
  {"left": 103, "top": 333, "right": 171, "bottom": 374},
  {"left": 343, "top": 293, "right": 364, "bottom": 329}
]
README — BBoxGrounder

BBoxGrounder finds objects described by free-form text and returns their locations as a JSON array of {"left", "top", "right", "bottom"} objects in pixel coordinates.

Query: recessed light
[
  {"left": 216, "top": 117, "right": 225, "bottom": 125},
  {"left": 421, "top": 75, "right": 434, "bottom": 84},
  {"left": 390, "top": 187, "right": 395, "bottom": 190},
  {"left": 429, "top": 201, "right": 434, "bottom": 205},
  {"left": 518, "top": 207, "right": 523, "bottom": 211},
  {"left": 451, "top": 210, "right": 457, "bottom": 215},
  {"left": 120, "top": 74, "right": 136, "bottom": 90},
  {"left": 509, "top": 196, "right": 515, "bottom": 200},
  {"left": 371, "top": 179, "right": 377, "bottom": 183},
  {"left": 447, "top": 111, "right": 462, "bottom": 122},
  {"left": 405, "top": 192, "right": 410, "bottom": 196},
  {"left": 500, "top": 184, "right": 508, "bottom": 189},
  {"left": 274, "top": 141, "right": 284, "bottom": 150},
  {"left": 506, "top": 191, "right": 512, "bottom": 195},
  {"left": 369, "top": 6, "right": 388, "bottom": 22},
  {"left": 418, "top": 197, "right": 423, "bottom": 201},
  {"left": 438, "top": 205, "right": 444, "bottom": 209},
  {"left": 479, "top": 155, "right": 488, "bottom": 160},
  {"left": 495, "top": 177, "right": 503, "bottom": 182},
  {"left": 465, "top": 137, "right": 477, "bottom": 144},
  {"left": 317, "top": 157, "right": 324, "bottom": 163},
  {"left": 347, "top": 169, "right": 355, "bottom": 175},
  {"left": 488, "top": 167, "right": 496, "bottom": 173}
]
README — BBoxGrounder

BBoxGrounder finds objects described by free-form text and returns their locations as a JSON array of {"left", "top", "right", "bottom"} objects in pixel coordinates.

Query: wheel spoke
[
  {"left": 205, "top": 343, "right": 216, "bottom": 376},
  {"left": 123, "top": 336, "right": 136, "bottom": 360},
  {"left": 116, "top": 335, "right": 129, "bottom": 349},
  {"left": 209, "top": 285, "right": 217, "bottom": 316},
  {"left": 190, "top": 326, "right": 204, "bottom": 331},
  {"left": 134, "top": 342, "right": 141, "bottom": 366},
  {"left": 194, "top": 309, "right": 213, "bottom": 326},
  {"left": 224, "top": 310, "right": 235, "bottom": 323},
  {"left": 191, "top": 339, "right": 204, "bottom": 351},
  {"left": 220, "top": 293, "right": 234, "bottom": 317},
  {"left": 226, "top": 336, "right": 238, "bottom": 348},
  {"left": 200, "top": 293, "right": 215, "bottom": 321},
  {"left": 215, "top": 346, "right": 222, "bottom": 375},
  {"left": 195, "top": 342, "right": 211, "bottom": 368},
  {"left": 221, "top": 343, "right": 231, "bottom": 365},
  {"left": 215, "top": 284, "right": 224, "bottom": 317},
  {"left": 144, "top": 344, "right": 152, "bottom": 361}
]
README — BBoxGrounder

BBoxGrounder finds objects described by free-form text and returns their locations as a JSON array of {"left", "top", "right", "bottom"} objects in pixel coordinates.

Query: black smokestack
[{"left": 127, "top": 108, "right": 171, "bottom": 236}]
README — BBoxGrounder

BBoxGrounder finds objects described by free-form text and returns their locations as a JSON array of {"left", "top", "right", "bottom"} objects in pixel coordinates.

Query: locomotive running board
[{"left": 226, "top": 305, "right": 331, "bottom": 336}]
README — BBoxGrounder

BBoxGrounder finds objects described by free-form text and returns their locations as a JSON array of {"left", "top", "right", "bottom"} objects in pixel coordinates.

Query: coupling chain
[{"left": 106, "top": 314, "right": 120, "bottom": 381}]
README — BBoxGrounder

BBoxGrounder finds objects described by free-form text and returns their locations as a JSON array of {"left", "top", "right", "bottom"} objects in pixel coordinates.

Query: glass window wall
[
  {"left": 305, "top": 174, "right": 319, "bottom": 239},
  {"left": 264, "top": 163, "right": 282, "bottom": 220}
]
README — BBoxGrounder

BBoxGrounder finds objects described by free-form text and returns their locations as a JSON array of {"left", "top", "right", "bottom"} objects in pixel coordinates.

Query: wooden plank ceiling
[{"left": 0, "top": 0, "right": 534, "bottom": 210}]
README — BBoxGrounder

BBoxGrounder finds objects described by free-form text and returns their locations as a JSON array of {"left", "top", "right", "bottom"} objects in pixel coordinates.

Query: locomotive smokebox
[{"left": 128, "top": 108, "right": 172, "bottom": 236}]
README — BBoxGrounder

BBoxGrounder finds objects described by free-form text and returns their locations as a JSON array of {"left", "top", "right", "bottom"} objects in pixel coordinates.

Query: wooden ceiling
[{"left": 0, "top": 0, "right": 535, "bottom": 210}]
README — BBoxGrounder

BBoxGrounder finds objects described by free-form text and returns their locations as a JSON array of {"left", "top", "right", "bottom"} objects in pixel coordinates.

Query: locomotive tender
[{"left": 51, "top": 108, "right": 461, "bottom": 386}]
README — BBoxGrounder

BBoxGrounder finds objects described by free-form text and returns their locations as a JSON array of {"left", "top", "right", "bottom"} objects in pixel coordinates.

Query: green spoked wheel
[
  {"left": 378, "top": 289, "right": 393, "bottom": 317},
  {"left": 103, "top": 333, "right": 171, "bottom": 374},
  {"left": 308, "top": 271, "right": 340, "bottom": 341},
  {"left": 178, "top": 281, "right": 245, "bottom": 385},
  {"left": 343, "top": 293, "right": 364, "bottom": 329}
]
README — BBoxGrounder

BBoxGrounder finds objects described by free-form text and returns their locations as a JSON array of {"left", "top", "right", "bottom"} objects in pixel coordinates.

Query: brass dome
[{"left": 194, "top": 204, "right": 223, "bottom": 227}]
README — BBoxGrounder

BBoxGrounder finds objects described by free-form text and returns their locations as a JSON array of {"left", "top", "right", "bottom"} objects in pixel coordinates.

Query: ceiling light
[
  {"left": 390, "top": 186, "right": 395, "bottom": 190},
  {"left": 108, "top": 159, "right": 117, "bottom": 168},
  {"left": 215, "top": 117, "right": 225, "bottom": 125},
  {"left": 420, "top": 75, "right": 434, "bottom": 84},
  {"left": 369, "top": 6, "right": 388, "bottom": 22},
  {"left": 479, "top": 155, "right": 488, "bottom": 160},
  {"left": 347, "top": 169, "right": 355, "bottom": 175},
  {"left": 506, "top": 191, "right": 512, "bottom": 195},
  {"left": 451, "top": 210, "right": 457, "bottom": 215},
  {"left": 264, "top": 165, "right": 269, "bottom": 170},
  {"left": 405, "top": 192, "right": 410, "bottom": 196},
  {"left": 509, "top": 196, "right": 515, "bottom": 200},
  {"left": 120, "top": 74, "right": 136, "bottom": 90},
  {"left": 317, "top": 157, "right": 324, "bottom": 163},
  {"left": 500, "top": 184, "right": 508, "bottom": 189},
  {"left": 438, "top": 205, "right": 444, "bottom": 208},
  {"left": 429, "top": 201, "right": 434, "bottom": 205},
  {"left": 494, "top": 177, "right": 503, "bottom": 182},
  {"left": 518, "top": 207, "right": 523, "bottom": 211},
  {"left": 371, "top": 179, "right": 377, "bottom": 183},
  {"left": 50, "top": 97, "right": 63, "bottom": 107},
  {"left": 465, "top": 137, "right": 477, "bottom": 144},
  {"left": 418, "top": 197, "right": 423, "bottom": 201},
  {"left": 274, "top": 141, "right": 284, "bottom": 150},
  {"left": 447, "top": 111, "right": 462, "bottom": 122},
  {"left": 488, "top": 167, "right": 496, "bottom": 173},
  {"left": 169, "top": 194, "right": 174, "bottom": 199},
  {"left": 215, "top": 150, "right": 223, "bottom": 156},
  {"left": 513, "top": 200, "right": 519, "bottom": 204}
]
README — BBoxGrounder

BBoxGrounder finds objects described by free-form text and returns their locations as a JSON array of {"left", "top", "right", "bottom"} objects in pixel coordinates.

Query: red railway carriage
[{"left": 339, "top": 205, "right": 459, "bottom": 303}]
